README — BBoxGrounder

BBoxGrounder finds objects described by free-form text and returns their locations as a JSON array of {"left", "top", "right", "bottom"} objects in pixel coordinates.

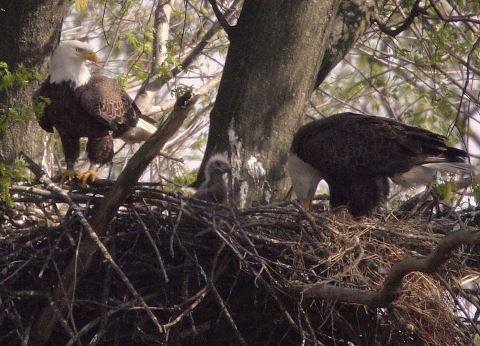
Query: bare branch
[
  {"left": 207, "top": 0, "right": 233, "bottom": 35},
  {"left": 144, "top": 72, "right": 222, "bottom": 116},
  {"left": 134, "top": 0, "right": 174, "bottom": 112},
  {"left": 373, "top": 0, "right": 426, "bottom": 37},
  {"left": 429, "top": 0, "right": 480, "bottom": 24}
]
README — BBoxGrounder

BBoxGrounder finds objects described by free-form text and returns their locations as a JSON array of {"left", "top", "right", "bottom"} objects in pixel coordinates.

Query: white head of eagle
[{"left": 48, "top": 40, "right": 98, "bottom": 88}]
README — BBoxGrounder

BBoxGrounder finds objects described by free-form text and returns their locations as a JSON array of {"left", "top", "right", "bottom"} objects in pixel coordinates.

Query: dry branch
[
  {"left": 293, "top": 229, "right": 480, "bottom": 307},
  {"left": 373, "top": 0, "right": 426, "bottom": 37},
  {"left": 2, "top": 182, "right": 480, "bottom": 345},
  {"left": 30, "top": 91, "right": 198, "bottom": 345}
]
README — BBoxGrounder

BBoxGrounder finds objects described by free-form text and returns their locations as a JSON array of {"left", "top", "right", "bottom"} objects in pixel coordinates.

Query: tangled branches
[{"left": 2, "top": 178, "right": 480, "bottom": 345}]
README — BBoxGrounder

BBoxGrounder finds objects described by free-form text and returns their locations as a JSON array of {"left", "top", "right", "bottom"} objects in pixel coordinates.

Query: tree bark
[
  {"left": 0, "top": 0, "right": 69, "bottom": 172},
  {"left": 314, "top": 0, "right": 380, "bottom": 88},
  {"left": 197, "top": 0, "right": 380, "bottom": 207}
]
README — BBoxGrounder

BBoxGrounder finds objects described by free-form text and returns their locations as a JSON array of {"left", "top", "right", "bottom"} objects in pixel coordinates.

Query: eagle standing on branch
[
  {"left": 288, "top": 112, "right": 475, "bottom": 217},
  {"left": 34, "top": 40, "right": 156, "bottom": 186}
]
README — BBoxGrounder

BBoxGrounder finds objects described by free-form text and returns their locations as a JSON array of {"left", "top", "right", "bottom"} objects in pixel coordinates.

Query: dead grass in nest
[{"left": 1, "top": 184, "right": 480, "bottom": 345}]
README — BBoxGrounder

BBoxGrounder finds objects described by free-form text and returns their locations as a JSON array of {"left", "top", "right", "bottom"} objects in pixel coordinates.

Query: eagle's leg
[
  {"left": 57, "top": 136, "right": 81, "bottom": 187},
  {"left": 72, "top": 133, "right": 114, "bottom": 187},
  {"left": 56, "top": 166, "right": 99, "bottom": 188},
  {"left": 58, "top": 163, "right": 77, "bottom": 186}
]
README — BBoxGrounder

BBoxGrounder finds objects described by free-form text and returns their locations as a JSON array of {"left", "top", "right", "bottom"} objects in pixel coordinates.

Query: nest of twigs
[{"left": 2, "top": 180, "right": 480, "bottom": 345}]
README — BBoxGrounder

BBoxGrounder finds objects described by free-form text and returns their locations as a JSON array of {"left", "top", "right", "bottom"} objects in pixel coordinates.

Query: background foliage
[
  {"left": 1, "top": 1, "right": 480, "bottom": 344},
  {"left": 55, "top": 0, "right": 479, "bottom": 198}
]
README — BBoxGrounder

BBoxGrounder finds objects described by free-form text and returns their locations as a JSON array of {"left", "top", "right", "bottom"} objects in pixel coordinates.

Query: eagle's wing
[
  {"left": 33, "top": 82, "right": 55, "bottom": 133},
  {"left": 294, "top": 113, "right": 465, "bottom": 178},
  {"left": 76, "top": 75, "right": 139, "bottom": 130}
]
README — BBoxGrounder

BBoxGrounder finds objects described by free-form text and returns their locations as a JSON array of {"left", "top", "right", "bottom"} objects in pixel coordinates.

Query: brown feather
[
  {"left": 289, "top": 112, "right": 473, "bottom": 216},
  {"left": 76, "top": 75, "right": 139, "bottom": 130},
  {"left": 34, "top": 75, "right": 141, "bottom": 166}
]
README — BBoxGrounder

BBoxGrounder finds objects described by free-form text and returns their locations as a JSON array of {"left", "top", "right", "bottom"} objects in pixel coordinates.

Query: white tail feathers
[
  {"left": 390, "top": 161, "right": 476, "bottom": 188},
  {"left": 421, "top": 161, "right": 476, "bottom": 174},
  {"left": 137, "top": 118, "right": 157, "bottom": 135},
  {"left": 120, "top": 118, "right": 157, "bottom": 143}
]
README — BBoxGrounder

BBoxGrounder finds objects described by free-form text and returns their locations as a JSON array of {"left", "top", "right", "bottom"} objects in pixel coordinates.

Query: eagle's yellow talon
[
  {"left": 57, "top": 169, "right": 76, "bottom": 187},
  {"left": 76, "top": 170, "right": 99, "bottom": 188},
  {"left": 54, "top": 169, "right": 98, "bottom": 188}
]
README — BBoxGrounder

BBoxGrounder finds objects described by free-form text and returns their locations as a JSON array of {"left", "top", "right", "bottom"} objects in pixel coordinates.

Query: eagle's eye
[{"left": 75, "top": 47, "right": 83, "bottom": 52}]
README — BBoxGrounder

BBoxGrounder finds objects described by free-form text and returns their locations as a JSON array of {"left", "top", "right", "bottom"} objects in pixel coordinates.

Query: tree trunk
[
  {"left": 134, "top": 0, "right": 173, "bottom": 114},
  {"left": 0, "top": 0, "right": 69, "bottom": 172},
  {"left": 197, "top": 0, "right": 379, "bottom": 207},
  {"left": 314, "top": 0, "right": 379, "bottom": 89}
]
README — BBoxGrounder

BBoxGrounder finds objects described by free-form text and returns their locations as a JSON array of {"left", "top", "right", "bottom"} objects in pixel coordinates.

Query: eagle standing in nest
[
  {"left": 192, "top": 154, "right": 231, "bottom": 204},
  {"left": 288, "top": 112, "right": 474, "bottom": 217},
  {"left": 34, "top": 40, "right": 156, "bottom": 186}
]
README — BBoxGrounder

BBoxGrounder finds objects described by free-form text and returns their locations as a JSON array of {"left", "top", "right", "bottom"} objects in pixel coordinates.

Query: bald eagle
[
  {"left": 288, "top": 112, "right": 474, "bottom": 217},
  {"left": 34, "top": 40, "right": 156, "bottom": 185},
  {"left": 191, "top": 154, "right": 231, "bottom": 204}
]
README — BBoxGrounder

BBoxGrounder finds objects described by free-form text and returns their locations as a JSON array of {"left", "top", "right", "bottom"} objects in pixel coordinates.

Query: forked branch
[{"left": 207, "top": 0, "right": 233, "bottom": 35}]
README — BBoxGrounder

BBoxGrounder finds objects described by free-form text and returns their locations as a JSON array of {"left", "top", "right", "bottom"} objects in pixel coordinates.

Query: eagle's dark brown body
[
  {"left": 35, "top": 75, "right": 140, "bottom": 165},
  {"left": 289, "top": 112, "right": 472, "bottom": 216}
]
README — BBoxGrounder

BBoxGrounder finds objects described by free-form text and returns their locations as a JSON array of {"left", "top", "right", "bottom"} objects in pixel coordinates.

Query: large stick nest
[{"left": 2, "top": 181, "right": 480, "bottom": 345}]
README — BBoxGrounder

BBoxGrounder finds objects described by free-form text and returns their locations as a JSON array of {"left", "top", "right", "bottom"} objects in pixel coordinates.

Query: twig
[
  {"left": 30, "top": 92, "right": 199, "bottom": 345},
  {"left": 9, "top": 185, "right": 96, "bottom": 203},
  {"left": 132, "top": 205, "right": 169, "bottom": 283},
  {"left": 206, "top": 0, "right": 233, "bottom": 35},
  {"left": 209, "top": 281, "right": 248, "bottom": 346},
  {"left": 293, "top": 201, "right": 325, "bottom": 243},
  {"left": 292, "top": 229, "right": 480, "bottom": 307},
  {"left": 371, "top": 225, "right": 443, "bottom": 242},
  {"left": 160, "top": 287, "right": 209, "bottom": 330},
  {"left": 209, "top": 218, "right": 301, "bottom": 335},
  {"left": 429, "top": 0, "right": 480, "bottom": 24},
  {"left": 64, "top": 296, "right": 153, "bottom": 346},
  {"left": 434, "top": 273, "right": 480, "bottom": 335},
  {"left": 20, "top": 152, "right": 164, "bottom": 338},
  {"left": 373, "top": 0, "right": 425, "bottom": 37}
]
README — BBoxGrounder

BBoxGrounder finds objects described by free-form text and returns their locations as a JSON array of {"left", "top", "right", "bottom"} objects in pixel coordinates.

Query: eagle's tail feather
[
  {"left": 421, "top": 161, "right": 476, "bottom": 174},
  {"left": 120, "top": 118, "right": 157, "bottom": 143},
  {"left": 390, "top": 160, "right": 475, "bottom": 188}
]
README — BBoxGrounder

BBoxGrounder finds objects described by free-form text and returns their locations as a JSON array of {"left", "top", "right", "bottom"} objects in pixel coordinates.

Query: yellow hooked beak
[
  {"left": 80, "top": 50, "right": 98, "bottom": 64},
  {"left": 299, "top": 199, "right": 313, "bottom": 210},
  {"left": 298, "top": 189, "right": 315, "bottom": 210}
]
